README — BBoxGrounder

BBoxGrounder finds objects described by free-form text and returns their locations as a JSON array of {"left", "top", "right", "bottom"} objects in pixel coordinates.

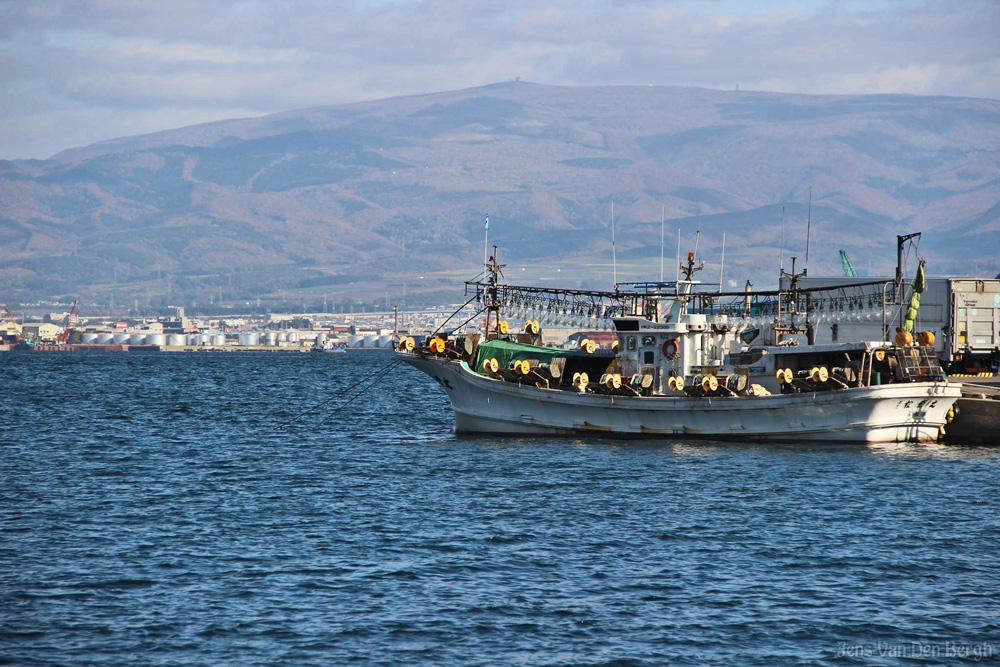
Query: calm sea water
[{"left": 2, "top": 351, "right": 998, "bottom": 666}]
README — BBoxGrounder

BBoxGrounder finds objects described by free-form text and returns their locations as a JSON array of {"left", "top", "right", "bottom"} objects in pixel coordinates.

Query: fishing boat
[
  {"left": 397, "top": 248, "right": 961, "bottom": 444},
  {"left": 313, "top": 342, "right": 347, "bottom": 354}
]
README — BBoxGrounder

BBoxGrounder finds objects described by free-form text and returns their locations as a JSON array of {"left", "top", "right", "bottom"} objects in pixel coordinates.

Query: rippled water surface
[{"left": 3, "top": 352, "right": 998, "bottom": 665}]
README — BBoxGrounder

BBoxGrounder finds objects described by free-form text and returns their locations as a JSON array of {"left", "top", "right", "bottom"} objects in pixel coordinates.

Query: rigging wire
[{"left": 429, "top": 292, "right": 481, "bottom": 338}]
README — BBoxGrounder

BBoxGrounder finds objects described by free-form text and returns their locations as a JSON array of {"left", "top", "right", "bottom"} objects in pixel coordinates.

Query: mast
[
  {"left": 483, "top": 214, "right": 490, "bottom": 277},
  {"left": 675, "top": 228, "right": 681, "bottom": 287},
  {"left": 659, "top": 205, "right": 665, "bottom": 282},
  {"left": 896, "top": 232, "right": 922, "bottom": 292},
  {"left": 779, "top": 256, "right": 812, "bottom": 344},
  {"left": 779, "top": 205, "right": 786, "bottom": 273},
  {"left": 483, "top": 245, "right": 504, "bottom": 339},
  {"left": 611, "top": 201, "right": 617, "bottom": 288},
  {"left": 804, "top": 187, "right": 812, "bottom": 274},
  {"left": 679, "top": 250, "right": 705, "bottom": 297},
  {"left": 718, "top": 232, "right": 726, "bottom": 294}
]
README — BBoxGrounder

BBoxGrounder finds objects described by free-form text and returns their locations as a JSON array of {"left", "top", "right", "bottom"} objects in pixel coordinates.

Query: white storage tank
[
  {"left": 239, "top": 333, "right": 259, "bottom": 346},
  {"left": 129, "top": 333, "right": 147, "bottom": 345},
  {"left": 287, "top": 331, "right": 299, "bottom": 343},
  {"left": 167, "top": 334, "right": 186, "bottom": 346},
  {"left": 277, "top": 332, "right": 287, "bottom": 343},
  {"left": 265, "top": 332, "right": 277, "bottom": 346},
  {"left": 378, "top": 334, "right": 392, "bottom": 348},
  {"left": 315, "top": 333, "right": 327, "bottom": 346},
  {"left": 97, "top": 333, "right": 114, "bottom": 344},
  {"left": 81, "top": 333, "right": 99, "bottom": 344},
  {"left": 348, "top": 335, "right": 363, "bottom": 348},
  {"left": 113, "top": 333, "right": 130, "bottom": 344},
  {"left": 212, "top": 334, "right": 226, "bottom": 346},
  {"left": 146, "top": 334, "right": 166, "bottom": 346},
  {"left": 363, "top": 334, "right": 378, "bottom": 348},
  {"left": 199, "top": 334, "right": 213, "bottom": 346}
]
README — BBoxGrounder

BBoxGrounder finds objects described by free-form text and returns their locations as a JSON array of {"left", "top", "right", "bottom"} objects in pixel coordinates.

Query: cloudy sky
[{"left": 1, "top": 0, "right": 997, "bottom": 160}]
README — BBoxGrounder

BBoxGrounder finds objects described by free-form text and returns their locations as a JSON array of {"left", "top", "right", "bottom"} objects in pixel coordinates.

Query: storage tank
[
  {"left": 348, "top": 334, "right": 363, "bottom": 348},
  {"left": 315, "top": 333, "right": 327, "bottom": 347},
  {"left": 146, "top": 334, "right": 166, "bottom": 346},
  {"left": 212, "top": 334, "right": 226, "bottom": 346},
  {"left": 81, "top": 333, "right": 98, "bottom": 344},
  {"left": 265, "top": 332, "right": 277, "bottom": 346},
  {"left": 378, "top": 334, "right": 392, "bottom": 348},
  {"left": 129, "top": 333, "right": 147, "bottom": 345},
  {"left": 286, "top": 331, "right": 299, "bottom": 343},
  {"left": 97, "top": 333, "right": 114, "bottom": 344},
  {"left": 167, "top": 334, "right": 185, "bottom": 346},
  {"left": 363, "top": 334, "right": 378, "bottom": 348},
  {"left": 277, "top": 332, "right": 287, "bottom": 343},
  {"left": 199, "top": 334, "right": 213, "bottom": 345},
  {"left": 239, "top": 333, "right": 259, "bottom": 346},
  {"left": 113, "top": 333, "right": 130, "bottom": 344},
  {"left": 187, "top": 334, "right": 200, "bottom": 345}
]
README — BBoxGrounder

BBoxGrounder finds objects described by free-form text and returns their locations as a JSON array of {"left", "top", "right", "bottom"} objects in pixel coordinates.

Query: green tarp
[{"left": 473, "top": 339, "right": 596, "bottom": 375}]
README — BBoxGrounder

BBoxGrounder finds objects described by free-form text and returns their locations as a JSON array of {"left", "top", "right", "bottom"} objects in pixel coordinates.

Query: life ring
[{"left": 662, "top": 339, "right": 678, "bottom": 360}]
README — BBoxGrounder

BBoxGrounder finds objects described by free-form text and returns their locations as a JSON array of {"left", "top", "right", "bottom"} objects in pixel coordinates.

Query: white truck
[{"left": 782, "top": 276, "right": 1000, "bottom": 373}]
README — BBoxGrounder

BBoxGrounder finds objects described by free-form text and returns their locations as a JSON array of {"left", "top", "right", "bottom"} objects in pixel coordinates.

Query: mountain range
[{"left": 1, "top": 81, "right": 998, "bottom": 312}]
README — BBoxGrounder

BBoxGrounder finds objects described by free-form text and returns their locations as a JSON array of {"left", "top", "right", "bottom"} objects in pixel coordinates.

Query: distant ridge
[{"left": 1, "top": 81, "right": 998, "bottom": 309}]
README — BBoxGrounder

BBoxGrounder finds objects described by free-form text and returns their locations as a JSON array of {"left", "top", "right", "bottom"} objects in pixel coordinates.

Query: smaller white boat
[{"left": 314, "top": 343, "right": 347, "bottom": 354}]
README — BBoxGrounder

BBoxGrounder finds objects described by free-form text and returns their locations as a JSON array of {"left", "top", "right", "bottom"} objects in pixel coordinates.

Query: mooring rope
[
  {"left": 279, "top": 294, "right": 486, "bottom": 432},
  {"left": 274, "top": 358, "right": 403, "bottom": 431},
  {"left": 312, "top": 358, "right": 404, "bottom": 429}
]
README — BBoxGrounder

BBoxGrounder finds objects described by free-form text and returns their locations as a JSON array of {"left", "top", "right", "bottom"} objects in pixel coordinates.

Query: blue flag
[{"left": 484, "top": 215, "right": 490, "bottom": 230}]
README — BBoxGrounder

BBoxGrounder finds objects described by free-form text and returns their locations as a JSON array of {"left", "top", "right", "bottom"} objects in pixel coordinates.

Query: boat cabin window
[
  {"left": 626, "top": 336, "right": 637, "bottom": 351},
  {"left": 643, "top": 351, "right": 654, "bottom": 364},
  {"left": 739, "top": 328, "right": 760, "bottom": 345},
  {"left": 642, "top": 336, "right": 655, "bottom": 346}
]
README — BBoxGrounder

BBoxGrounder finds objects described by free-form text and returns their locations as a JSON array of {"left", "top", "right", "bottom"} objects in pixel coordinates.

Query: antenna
[
  {"left": 611, "top": 201, "right": 617, "bottom": 288},
  {"left": 693, "top": 223, "right": 701, "bottom": 261},
  {"left": 483, "top": 214, "right": 490, "bottom": 274},
  {"left": 804, "top": 187, "right": 812, "bottom": 275},
  {"left": 779, "top": 205, "right": 786, "bottom": 273},
  {"left": 718, "top": 232, "right": 726, "bottom": 293},
  {"left": 659, "top": 205, "right": 665, "bottom": 282},
  {"left": 675, "top": 228, "right": 681, "bottom": 285}
]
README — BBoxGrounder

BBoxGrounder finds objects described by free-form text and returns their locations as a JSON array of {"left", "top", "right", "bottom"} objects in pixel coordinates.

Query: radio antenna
[
  {"left": 718, "top": 232, "right": 726, "bottom": 293},
  {"left": 804, "top": 187, "right": 812, "bottom": 274},
  {"left": 779, "top": 205, "right": 786, "bottom": 273},
  {"left": 659, "top": 205, "right": 665, "bottom": 282},
  {"left": 675, "top": 228, "right": 681, "bottom": 285},
  {"left": 611, "top": 201, "right": 617, "bottom": 288}
]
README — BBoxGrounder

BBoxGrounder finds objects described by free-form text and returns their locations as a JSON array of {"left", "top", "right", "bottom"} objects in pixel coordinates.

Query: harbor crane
[
  {"left": 839, "top": 250, "right": 858, "bottom": 277},
  {"left": 56, "top": 299, "right": 79, "bottom": 344}
]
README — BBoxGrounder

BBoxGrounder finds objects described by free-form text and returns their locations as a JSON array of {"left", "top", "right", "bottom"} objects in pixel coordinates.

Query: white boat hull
[{"left": 401, "top": 355, "right": 962, "bottom": 444}]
